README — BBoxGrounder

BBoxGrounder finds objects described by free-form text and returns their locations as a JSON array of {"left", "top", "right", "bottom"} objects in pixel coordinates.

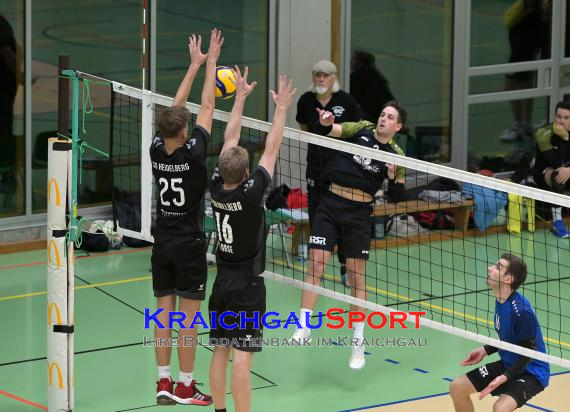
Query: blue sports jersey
[{"left": 495, "top": 292, "right": 550, "bottom": 387}]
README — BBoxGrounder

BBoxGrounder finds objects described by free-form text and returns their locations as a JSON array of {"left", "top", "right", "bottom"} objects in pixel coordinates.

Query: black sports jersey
[
  {"left": 150, "top": 125, "right": 209, "bottom": 235},
  {"left": 323, "top": 127, "right": 404, "bottom": 197},
  {"left": 534, "top": 123, "right": 570, "bottom": 172},
  {"left": 296, "top": 90, "right": 362, "bottom": 181},
  {"left": 210, "top": 165, "right": 271, "bottom": 277}
]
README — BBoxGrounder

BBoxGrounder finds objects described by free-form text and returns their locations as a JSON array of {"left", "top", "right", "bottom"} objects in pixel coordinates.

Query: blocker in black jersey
[
  {"left": 150, "top": 125, "right": 209, "bottom": 235},
  {"left": 149, "top": 125, "right": 209, "bottom": 299},
  {"left": 209, "top": 165, "right": 271, "bottom": 276},
  {"left": 208, "top": 165, "right": 271, "bottom": 352}
]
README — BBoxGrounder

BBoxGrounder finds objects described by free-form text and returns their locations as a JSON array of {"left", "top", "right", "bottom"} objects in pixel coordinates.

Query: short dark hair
[
  {"left": 501, "top": 252, "right": 527, "bottom": 290},
  {"left": 382, "top": 100, "right": 407, "bottom": 126},
  {"left": 156, "top": 106, "right": 190, "bottom": 138},
  {"left": 218, "top": 146, "right": 249, "bottom": 184},
  {"left": 555, "top": 101, "right": 570, "bottom": 113}
]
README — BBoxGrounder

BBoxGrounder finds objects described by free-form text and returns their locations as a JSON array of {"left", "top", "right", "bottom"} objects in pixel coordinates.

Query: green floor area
[{"left": 1, "top": 228, "right": 569, "bottom": 411}]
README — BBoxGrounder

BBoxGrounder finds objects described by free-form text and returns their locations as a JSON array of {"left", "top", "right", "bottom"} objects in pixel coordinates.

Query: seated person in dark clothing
[{"left": 532, "top": 101, "right": 570, "bottom": 238}]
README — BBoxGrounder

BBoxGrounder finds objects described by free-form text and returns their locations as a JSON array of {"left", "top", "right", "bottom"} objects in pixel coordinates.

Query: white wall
[{"left": 274, "top": 0, "right": 332, "bottom": 188}]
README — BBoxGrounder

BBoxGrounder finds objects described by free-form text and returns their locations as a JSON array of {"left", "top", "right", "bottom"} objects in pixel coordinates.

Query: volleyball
[{"left": 216, "top": 66, "right": 237, "bottom": 98}]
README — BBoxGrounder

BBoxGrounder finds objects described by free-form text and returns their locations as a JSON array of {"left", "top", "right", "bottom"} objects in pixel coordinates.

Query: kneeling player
[{"left": 449, "top": 253, "right": 549, "bottom": 411}]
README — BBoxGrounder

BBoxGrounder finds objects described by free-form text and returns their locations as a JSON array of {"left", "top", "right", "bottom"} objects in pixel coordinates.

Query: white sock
[
  {"left": 179, "top": 371, "right": 193, "bottom": 387},
  {"left": 352, "top": 322, "right": 365, "bottom": 345},
  {"left": 299, "top": 308, "right": 313, "bottom": 329},
  {"left": 158, "top": 365, "right": 171, "bottom": 380},
  {"left": 552, "top": 207, "right": 562, "bottom": 222}
]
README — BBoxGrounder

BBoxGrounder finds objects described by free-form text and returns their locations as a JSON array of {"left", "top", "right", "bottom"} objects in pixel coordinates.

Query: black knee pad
[{"left": 550, "top": 170, "right": 566, "bottom": 192}]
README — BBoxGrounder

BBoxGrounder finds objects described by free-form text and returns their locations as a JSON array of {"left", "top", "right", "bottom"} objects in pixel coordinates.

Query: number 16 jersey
[
  {"left": 210, "top": 165, "right": 271, "bottom": 277},
  {"left": 150, "top": 126, "right": 209, "bottom": 236}
]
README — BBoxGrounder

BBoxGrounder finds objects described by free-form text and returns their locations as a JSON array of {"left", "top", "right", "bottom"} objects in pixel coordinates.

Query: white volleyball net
[{"left": 67, "top": 71, "right": 570, "bottom": 370}]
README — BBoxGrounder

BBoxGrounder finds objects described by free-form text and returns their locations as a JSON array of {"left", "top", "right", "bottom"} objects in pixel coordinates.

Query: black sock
[{"left": 215, "top": 409, "right": 227, "bottom": 412}]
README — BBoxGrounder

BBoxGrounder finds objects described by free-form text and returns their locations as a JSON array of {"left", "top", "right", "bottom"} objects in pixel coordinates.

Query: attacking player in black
[
  {"left": 149, "top": 29, "right": 223, "bottom": 406},
  {"left": 208, "top": 70, "right": 296, "bottom": 412},
  {"left": 290, "top": 101, "right": 407, "bottom": 370}
]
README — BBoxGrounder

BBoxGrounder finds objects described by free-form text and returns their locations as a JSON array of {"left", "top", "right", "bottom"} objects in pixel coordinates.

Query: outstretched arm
[
  {"left": 196, "top": 28, "right": 224, "bottom": 134},
  {"left": 220, "top": 66, "right": 257, "bottom": 156},
  {"left": 258, "top": 75, "right": 297, "bottom": 178},
  {"left": 172, "top": 34, "right": 207, "bottom": 107}
]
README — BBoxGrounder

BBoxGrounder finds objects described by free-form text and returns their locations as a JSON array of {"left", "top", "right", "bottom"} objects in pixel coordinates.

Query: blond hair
[{"left": 218, "top": 146, "right": 249, "bottom": 184}]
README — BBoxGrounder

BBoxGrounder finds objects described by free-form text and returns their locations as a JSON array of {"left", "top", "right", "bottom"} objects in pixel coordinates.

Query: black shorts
[
  {"left": 466, "top": 360, "right": 545, "bottom": 408},
  {"left": 533, "top": 168, "right": 570, "bottom": 191},
  {"left": 309, "top": 191, "right": 372, "bottom": 259},
  {"left": 151, "top": 234, "right": 207, "bottom": 300},
  {"left": 307, "top": 178, "right": 346, "bottom": 261},
  {"left": 208, "top": 276, "right": 266, "bottom": 353}
]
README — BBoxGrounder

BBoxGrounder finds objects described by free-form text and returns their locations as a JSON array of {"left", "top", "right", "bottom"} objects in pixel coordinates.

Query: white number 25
[{"left": 158, "top": 177, "right": 185, "bottom": 207}]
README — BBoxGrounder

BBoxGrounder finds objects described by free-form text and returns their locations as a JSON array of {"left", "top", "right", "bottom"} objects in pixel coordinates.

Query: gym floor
[{"left": 1, "top": 228, "right": 568, "bottom": 411}]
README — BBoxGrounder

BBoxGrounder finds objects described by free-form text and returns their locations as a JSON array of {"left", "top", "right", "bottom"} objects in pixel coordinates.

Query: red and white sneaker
[
  {"left": 156, "top": 377, "right": 175, "bottom": 405},
  {"left": 172, "top": 380, "right": 212, "bottom": 406}
]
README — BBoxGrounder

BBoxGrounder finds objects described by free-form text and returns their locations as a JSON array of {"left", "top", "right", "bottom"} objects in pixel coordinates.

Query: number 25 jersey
[{"left": 150, "top": 126, "right": 209, "bottom": 235}]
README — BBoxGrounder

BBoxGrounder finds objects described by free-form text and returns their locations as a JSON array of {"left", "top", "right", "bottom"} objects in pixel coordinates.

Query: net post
[
  {"left": 140, "top": 92, "right": 154, "bottom": 241},
  {"left": 47, "top": 137, "right": 73, "bottom": 412}
]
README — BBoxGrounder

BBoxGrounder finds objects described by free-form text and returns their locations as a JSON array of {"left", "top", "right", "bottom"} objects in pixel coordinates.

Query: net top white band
[{"left": 110, "top": 79, "right": 570, "bottom": 208}]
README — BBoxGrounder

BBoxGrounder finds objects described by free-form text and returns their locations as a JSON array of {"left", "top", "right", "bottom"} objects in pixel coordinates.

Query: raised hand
[
  {"left": 234, "top": 66, "right": 257, "bottom": 99},
  {"left": 188, "top": 34, "right": 206, "bottom": 66},
  {"left": 460, "top": 347, "right": 487, "bottom": 367},
  {"left": 316, "top": 108, "right": 334, "bottom": 126},
  {"left": 207, "top": 28, "right": 224, "bottom": 63},
  {"left": 270, "top": 75, "right": 297, "bottom": 110}
]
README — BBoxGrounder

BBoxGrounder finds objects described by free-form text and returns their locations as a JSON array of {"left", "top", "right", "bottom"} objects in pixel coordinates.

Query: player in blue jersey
[{"left": 449, "top": 253, "right": 549, "bottom": 411}]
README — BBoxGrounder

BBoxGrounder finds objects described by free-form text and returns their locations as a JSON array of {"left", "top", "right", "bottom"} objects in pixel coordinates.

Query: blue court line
[
  {"left": 442, "top": 377, "right": 453, "bottom": 382},
  {"left": 525, "top": 404, "right": 553, "bottom": 412},
  {"left": 384, "top": 359, "right": 399, "bottom": 364},
  {"left": 413, "top": 368, "right": 429, "bottom": 374}
]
